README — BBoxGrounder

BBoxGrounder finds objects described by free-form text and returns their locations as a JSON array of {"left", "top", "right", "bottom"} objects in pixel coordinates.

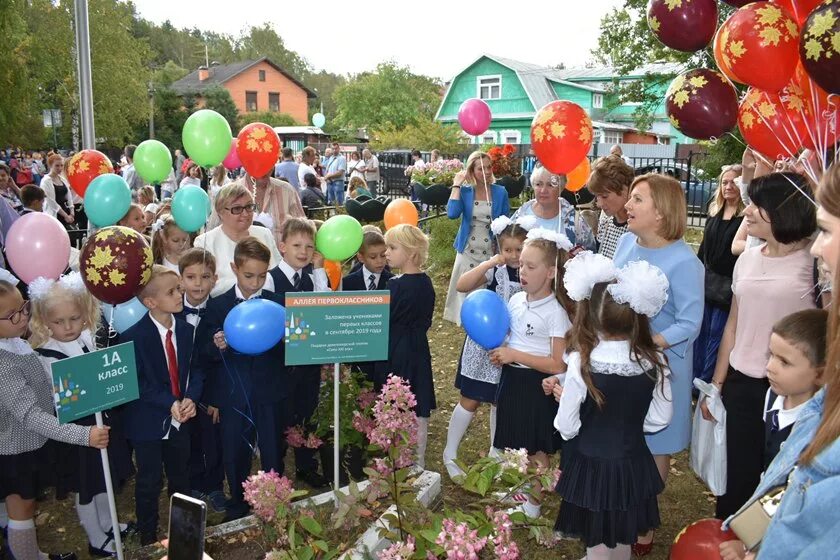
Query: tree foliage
[
  {"left": 239, "top": 111, "right": 297, "bottom": 128},
  {"left": 202, "top": 86, "right": 239, "bottom": 133},
  {"left": 371, "top": 120, "right": 465, "bottom": 154}
]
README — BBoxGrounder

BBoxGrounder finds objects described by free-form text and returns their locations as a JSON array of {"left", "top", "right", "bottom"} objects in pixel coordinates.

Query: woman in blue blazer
[{"left": 442, "top": 151, "right": 510, "bottom": 324}]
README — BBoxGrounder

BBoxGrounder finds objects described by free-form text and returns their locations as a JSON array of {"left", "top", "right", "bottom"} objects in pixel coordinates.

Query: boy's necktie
[{"left": 165, "top": 329, "right": 181, "bottom": 398}]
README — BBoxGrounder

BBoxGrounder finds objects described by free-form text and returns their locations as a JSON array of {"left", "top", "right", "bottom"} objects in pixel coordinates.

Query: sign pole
[
  {"left": 333, "top": 362, "right": 340, "bottom": 499},
  {"left": 73, "top": 0, "right": 95, "bottom": 149},
  {"left": 95, "top": 412, "right": 125, "bottom": 560}
]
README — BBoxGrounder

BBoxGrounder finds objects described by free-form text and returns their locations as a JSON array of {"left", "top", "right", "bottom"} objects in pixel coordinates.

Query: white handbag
[{"left": 690, "top": 378, "right": 727, "bottom": 496}]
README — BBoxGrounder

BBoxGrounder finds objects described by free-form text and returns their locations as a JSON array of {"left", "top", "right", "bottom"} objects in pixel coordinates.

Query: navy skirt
[{"left": 493, "top": 365, "right": 560, "bottom": 455}]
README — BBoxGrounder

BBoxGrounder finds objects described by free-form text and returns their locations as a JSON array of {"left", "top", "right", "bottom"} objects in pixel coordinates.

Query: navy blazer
[
  {"left": 195, "top": 286, "right": 287, "bottom": 407},
  {"left": 120, "top": 313, "right": 203, "bottom": 442},
  {"left": 341, "top": 267, "right": 393, "bottom": 291}
]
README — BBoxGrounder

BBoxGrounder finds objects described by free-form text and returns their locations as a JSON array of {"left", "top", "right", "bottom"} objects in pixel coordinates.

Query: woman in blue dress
[{"left": 612, "top": 173, "right": 704, "bottom": 556}]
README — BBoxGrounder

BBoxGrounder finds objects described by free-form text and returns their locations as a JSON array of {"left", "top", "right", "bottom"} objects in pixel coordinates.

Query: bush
[{"left": 239, "top": 111, "right": 298, "bottom": 129}]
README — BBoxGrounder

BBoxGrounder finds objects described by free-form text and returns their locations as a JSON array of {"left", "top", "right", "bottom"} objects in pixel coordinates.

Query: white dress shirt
[
  {"left": 148, "top": 313, "right": 180, "bottom": 436},
  {"left": 276, "top": 259, "right": 329, "bottom": 292},
  {"left": 362, "top": 265, "right": 381, "bottom": 290},
  {"left": 182, "top": 295, "right": 208, "bottom": 327},
  {"left": 763, "top": 390, "right": 810, "bottom": 431},
  {"left": 234, "top": 285, "right": 264, "bottom": 300}
]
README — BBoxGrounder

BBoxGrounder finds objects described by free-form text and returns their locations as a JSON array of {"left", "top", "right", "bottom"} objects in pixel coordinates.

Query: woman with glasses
[{"left": 193, "top": 183, "right": 282, "bottom": 297}]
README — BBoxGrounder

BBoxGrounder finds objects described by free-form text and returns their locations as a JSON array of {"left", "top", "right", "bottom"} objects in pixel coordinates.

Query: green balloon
[
  {"left": 84, "top": 174, "right": 131, "bottom": 227},
  {"left": 316, "top": 215, "right": 363, "bottom": 261},
  {"left": 134, "top": 140, "right": 172, "bottom": 184},
  {"left": 171, "top": 185, "right": 211, "bottom": 233},
  {"left": 182, "top": 109, "right": 232, "bottom": 167}
]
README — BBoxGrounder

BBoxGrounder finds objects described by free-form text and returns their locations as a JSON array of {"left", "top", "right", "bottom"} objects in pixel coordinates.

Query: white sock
[
  {"left": 8, "top": 518, "right": 40, "bottom": 560},
  {"left": 586, "top": 544, "right": 630, "bottom": 560},
  {"left": 443, "top": 405, "right": 474, "bottom": 476},
  {"left": 489, "top": 405, "right": 499, "bottom": 456},
  {"left": 416, "top": 417, "right": 429, "bottom": 469},
  {"left": 94, "top": 492, "right": 126, "bottom": 534},
  {"left": 76, "top": 495, "right": 114, "bottom": 551},
  {"left": 0, "top": 501, "right": 8, "bottom": 529},
  {"left": 523, "top": 499, "right": 541, "bottom": 519}
]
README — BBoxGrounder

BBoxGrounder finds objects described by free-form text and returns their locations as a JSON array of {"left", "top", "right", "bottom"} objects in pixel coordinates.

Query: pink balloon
[
  {"left": 5, "top": 213, "right": 70, "bottom": 284},
  {"left": 458, "top": 98, "right": 492, "bottom": 136},
  {"left": 222, "top": 138, "right": 241, "bottom": 170}
]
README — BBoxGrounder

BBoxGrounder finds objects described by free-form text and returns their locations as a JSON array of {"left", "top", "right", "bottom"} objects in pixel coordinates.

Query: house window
[
  {"left": 478, "top": 131, "right": 497, "bottom": 144},
  {"left": 477, "top": 75, "right": 501, "bottom": 100},
  {"left": 269, "top": 92, "right": 280, "bottom": 112},
  {"left": 601, "top": 130, "right": 622, "bottom": 145},
  {"left": 258, "top": 70, "right": 266, "bottom": 82},
  {"left": 246, "top": 91, "right": 258, "bottom": 112},
  {"left": 592, "top": 93, "right": 604, "bottom": 109},
  {"left": 499, "top": 130, "right": 521, "bottom": 144}
]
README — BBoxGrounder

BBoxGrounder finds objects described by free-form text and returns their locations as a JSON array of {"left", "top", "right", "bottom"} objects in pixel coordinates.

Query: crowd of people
[{"left": 0, "top": 139, "right": 838, "bottom": 560}]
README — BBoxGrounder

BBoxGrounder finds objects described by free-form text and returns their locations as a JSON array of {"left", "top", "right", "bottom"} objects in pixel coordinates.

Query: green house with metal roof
[{"left": 435, "top": 54, "right": 689, "bottom": 146}]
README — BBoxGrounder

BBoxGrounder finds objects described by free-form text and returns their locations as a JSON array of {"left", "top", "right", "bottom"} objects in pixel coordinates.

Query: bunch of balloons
[{"left": 529, "top": 100, "right": 595, "bottom": 178}]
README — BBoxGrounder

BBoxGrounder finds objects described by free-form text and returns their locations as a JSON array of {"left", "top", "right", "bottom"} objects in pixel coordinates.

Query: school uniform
[
  {"left": 341, "top": 265, "right": 394, "bottom": 384},
  {"left": 763, "top": 389, "right": 810, "bottom": 471},
  {"left": 195, "top": 285, "right": 287, "bottom": 517},
  {"left": 120, "top": 313, "right": 203, "bottom": 544}
]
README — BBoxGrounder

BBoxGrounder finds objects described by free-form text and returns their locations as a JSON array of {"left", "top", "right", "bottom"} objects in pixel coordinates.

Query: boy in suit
[
  {"left": 175, "top": 248, "right": 226, "bottom": 513},
  {"left": 120, "top": 265, "right": 203, "bottom": 545},
  {"left": 267, "top": 218, "right": 330, "bottom": 489},
  {"left": 196, "top": 237, "right": 287, "bottom": 521},
  {"left": 341, "top": 230, "right": 393, "bottom": 291}
]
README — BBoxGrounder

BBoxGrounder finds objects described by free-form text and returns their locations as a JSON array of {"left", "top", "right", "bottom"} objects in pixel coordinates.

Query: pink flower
[
  {"left": 378, "top": 535, "right": 416, "bottom": 560},
  {"left": 305, "top": 432, "right": 323, "bottom": 449},
  {"left": 500, "top": 448, "right": 529, "bottom": 474},
  {"left": 285, "top": 426, "right": 307, "bottom": 448},
  {"left": 486, "top": 509, "right": 520, "bottom": 560},
  {"left": 435, "top": 519, "right": 488, "bottom": 560},
  {"left": 550, "top": 468, "right": 562, "bottom": 489},
  {"left": 242, "top": 470, "right": 294, "bottom": 522},
  {"left": 357, "top": 388, "right": 377, "bottom": 410},
  {"left": 352, "top": 411, "right": 376, "bottom": 436},
  {"left": 368, "top": 375, "right": 418, "bottom": 453}
]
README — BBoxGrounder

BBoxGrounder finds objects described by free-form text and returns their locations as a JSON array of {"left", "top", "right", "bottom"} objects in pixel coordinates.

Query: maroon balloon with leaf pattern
[
  {"left": 665, "top": 68, "right": 739, "bottom": 140},
  {"left": 647, "top": 0, "right": 719, "bottom": 52}
]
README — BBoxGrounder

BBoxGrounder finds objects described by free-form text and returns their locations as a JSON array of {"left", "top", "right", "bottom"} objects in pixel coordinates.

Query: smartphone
[{"left": 167, "top": 493, "right": 206, "bottom": 560}]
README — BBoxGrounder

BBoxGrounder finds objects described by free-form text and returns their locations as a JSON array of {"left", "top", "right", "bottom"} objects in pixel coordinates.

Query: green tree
[
  {"left": 371, "top": 120, "right": 465, "bottom": 154},
  {"left": 239, "top": 111, "right": 297, "bottom": 128},
  {"left": 202, "top": 86, "right": 239, "bottom": 132},
  {"left": 333, "top": 62, "right": 441, "bottom": 132},
  {"left": 0, "top": 0, "right": 41, "bottom": 145},
  {"left": 235, "top": 24, "right": 310, "bottom": 81},
  {"left": 304, "top": 70, "right": 346, "bottom": 123}
]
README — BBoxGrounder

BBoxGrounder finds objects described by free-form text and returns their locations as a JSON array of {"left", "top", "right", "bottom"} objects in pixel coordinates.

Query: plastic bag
[{"left": 690, "top": 378, "right": 727, "bottom": 496}]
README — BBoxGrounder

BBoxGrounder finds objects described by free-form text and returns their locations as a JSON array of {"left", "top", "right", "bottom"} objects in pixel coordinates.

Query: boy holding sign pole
[{"left": 120, "top": 266, "right": 203, "bottom": 546}]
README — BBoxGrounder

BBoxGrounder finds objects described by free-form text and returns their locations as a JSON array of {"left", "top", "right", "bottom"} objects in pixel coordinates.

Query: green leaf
[
  {"left": 312, "top": 539, "right": 330, "bottom": 552},
  {"left": 288, "top": 520, "right": 297, "bottom": 549},
  {"left": 297, "top": 546, "right": 314, "bottom": 560},
  {"left": 419, "top": 529, "right": 440, "bottom": 543},
  {"left": 298, "top": 516, "right": 323, "bottom": 536}
]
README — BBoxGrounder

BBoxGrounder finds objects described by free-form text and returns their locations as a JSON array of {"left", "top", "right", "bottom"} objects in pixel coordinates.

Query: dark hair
[
  {"left": 570, "top": 282, "right": 669, "bottom": 408},
  {"left": 124, "top": 144, "right": 137, "bottom": 160},
  {"left": 588, "top": 155, "right": 634, "bottom": 196},
  {"left": 303, "top": 173, "right": 318, "bottom": 189},
  {"left": 772, "top": 308, "right": 828, "bottom": 368},
  {"left": 411, "top": 149, "right": 422, "bottom": 158},
  {"left": 747, "top": 172, "right": 816, "bottom": 244},
  {"left": 233, "top": 236, "right": 271, "bottom": 266},
  {"left": 282, "top": 147, "right": 293, "bottom": 159},
  {"left": 179, "top": 247, "right": 217, "bottom": 274},
  {"left": 360, "top": 230, "right": 386, "bottom": 252},
  {"left": 20, "top": 184, "right": 45, "bottom": 206},
  {"left": 497, "top": 222, "right": 529, "bottom": 244}
]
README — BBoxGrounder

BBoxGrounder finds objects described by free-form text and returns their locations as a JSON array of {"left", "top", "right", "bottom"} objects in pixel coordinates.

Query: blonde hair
[
  {"left": 464, "top": 151, "right": 496, "bottom": 187},
  {"left": 523, "top": 237, "right": 574, "bottom": 318},
  {"left": 138, "top": 185, "right": 157, "bottom": 205},
  {"left": 708, "top": 164, "right": 745, "bottom": 216},
  {"left": 151, "top": 216, "right": 188, "bottom": 265},
  {"left": 213, "top": 182, "right": 253, "bottom": 214},
  {"left": 29, "top": 282, "right": 101, "bottom": 349},
  {"left": 138, "top": 265, "right": 180, "bottom": 301},
  {"left": 630, "top": 173, "right": 687, "bottom": 241},
  {"left": 384, "top": 224, "right": 429, "bottom": 268}
]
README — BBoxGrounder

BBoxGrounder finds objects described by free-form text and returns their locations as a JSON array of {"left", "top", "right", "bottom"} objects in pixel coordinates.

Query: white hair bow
[
  {"left": 490, "top": 215, "right": 512, "bottom": 236},
  {"left": 563, "top": 251, "right": 617, "bottom": 302},
  {"left": 28, "top": 272, "right": 86, "bottom": 302},
  {"left": 526, "top": 227, "right": 573, "bottom": 251},
  {"left": 607, "top": 260, "right": 670, "bottom": 318}
]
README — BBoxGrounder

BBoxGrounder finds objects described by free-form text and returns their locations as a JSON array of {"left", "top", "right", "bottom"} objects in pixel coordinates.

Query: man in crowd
[
  {"left": 275, "top": 147, "right": 301, "bottom": 191},
  {"left": 122, "top": 144, "right": 144, "bottom": 193},
  {"left": 324, "top": 142, "right": 346, "bottom": 205},
  {"left": 361, "top": 149, "right": 380, "bottom": 196}
]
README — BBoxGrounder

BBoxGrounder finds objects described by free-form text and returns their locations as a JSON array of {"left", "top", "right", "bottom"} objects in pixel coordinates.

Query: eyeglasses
[
  {"left": 0, "top": 301, "right": 30, "bottom": 325},
  {"left": 226, "top": 204, "right": 257, "bottom": 215}
]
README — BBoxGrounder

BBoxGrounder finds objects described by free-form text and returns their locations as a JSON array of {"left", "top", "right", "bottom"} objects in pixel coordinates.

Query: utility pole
[
  {"left": 74, "top": 0, "right": 95, "bottom": 148},
  {"left": 148, "top": 80, "right": 156, "bottom": 139}
]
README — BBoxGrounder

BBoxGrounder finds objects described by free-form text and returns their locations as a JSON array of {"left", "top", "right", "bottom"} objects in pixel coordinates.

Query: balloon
[
  {"left": 315, "top": 215, "right": 364, "bottom": 262},
  {"left": 713, "top": 25, "right": 744, "bottom": 83},
  {"left": 66, "top": 149, "right": 113, "bottom": 198},
  {"left": 171, "top": 185, "right": 211, "bottom": 233},
  {"left": 312, "top": 112, "right": 326, "bottom": 128},
  {"left": 670, "top": 518, "right": 738, "bottom": 560},
  {"left": 182, "top": 109, "right": 233, "bottom": 167},
  {"left": 779, "top": 0, "right": 824, "bottom": 24},
  {"left": 717, "top": 2, "right": 800, "bottom": 92},
  {"left": 222, "top": 139, "right": 241, "bottom": 170},
  {"left": 84, "top": 174, "right": 132, "bottom": 227},
  {"left": 236, "top": 122, "right": 281, "bottom": 178},
  {"left": 133, "top": 140, "right": 173, "bottom": 184},
  {"left": 647, "top": 0, "right": 718, "bottom": 52},
  {"left": 800, "top": 0, "right": 840, "bottom": 95},
  {"left": 5, "top": 213, "right": 70, "bottom": 284},
  {"left": 383, "top": 199, "right": 419, "bottom": 230},
  {"left": 793, "top": 62, "right": 839, "bottom": 144},
  {"left": 224, "top": 299, "right": 286, "bottom": 355},
  {"left": 324, "top": 260, "right": 342, "bottom": 291},
  {"left": 565, "top": 158, "right": 592, "bottom": 193},
  {"left": 101, "top": 297, "right": 147, "bottom": 334},
  {"left": 80, "top": 226, "right": 153, "bottom": 305},
  {"left": 458, "top": 98, "right": 492, "bottom": 136},
  {"left": 460, "top": 291, "right": 511, "bottom": 350},
  {"left": 531, "top": 101, "right": 594, "bottom": 175},
  {"left": 720, "top": 0, "right": 753, "bottom": 6},
  {"left": 665, "top": 68, "right": 739, "bottom": 140},
  {"left": 738, "top": 87, "right": 815, "bottom": 159}
]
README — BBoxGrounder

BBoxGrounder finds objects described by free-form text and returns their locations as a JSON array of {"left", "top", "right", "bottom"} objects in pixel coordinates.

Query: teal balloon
[
  {"left": 315, "top": 215, "right": 363, "bottom": 261},
  {"left": 171, "top": 185, "right": 211, "bottom": 233},
  {"left": 134, "top": 140, "right": 172, "bottom": 184},
  {"left": 182, "top": 109, "right": 232, "bottom": 167},
  {"left": 84, "top": 174, "right": 131, "bottom": 227},
  {"left": 312, "top": 112, "right": 326, "bottom": 128}
]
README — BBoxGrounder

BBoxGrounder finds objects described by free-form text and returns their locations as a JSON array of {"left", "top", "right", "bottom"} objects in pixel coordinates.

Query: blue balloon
[
  {"left": 460, "top": 290, "right": 511, "bottom": 350},
  {"left": 312, "top": 112, "right": 326, "bottom": 128},
  {"left": 84, "top": 173, "right": 131, "bottom": 227},
  {"left": 101, "top": 297, "right": 148, "bottom": 334},
  {"left": 224, "top": 299, "right": 286, "bottom": 355}
]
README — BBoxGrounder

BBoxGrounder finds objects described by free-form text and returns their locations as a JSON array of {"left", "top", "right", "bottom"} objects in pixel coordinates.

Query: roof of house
[{"left": 171, "top": 57, "right": 317, "bottom": 98}]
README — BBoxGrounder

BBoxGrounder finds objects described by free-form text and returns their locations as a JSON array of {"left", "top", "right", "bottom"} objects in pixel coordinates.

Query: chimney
[{"left": 198, "top": 65, "right": 209, "bottom": 81}]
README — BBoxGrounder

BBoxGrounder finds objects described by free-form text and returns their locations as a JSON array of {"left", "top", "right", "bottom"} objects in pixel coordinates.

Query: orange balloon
[
  {"left": 324, "top": 260, "right": 342, "bottom": 291},
  {"left": 565, "top": 158, "right": 591, "bottom": 193},
  {"left": 383, "top": 199, "right": 419, "bottom": 230}
]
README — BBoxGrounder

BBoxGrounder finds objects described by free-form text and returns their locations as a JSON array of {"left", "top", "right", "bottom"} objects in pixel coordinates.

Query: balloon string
[
  {"left": 219, "top": 348, "right": 259, "bottom": 455},
  {"left": 741, "top": 91, "right": 800, "bottom": 160}
]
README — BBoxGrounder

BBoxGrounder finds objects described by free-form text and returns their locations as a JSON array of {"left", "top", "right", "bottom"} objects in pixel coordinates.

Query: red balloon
[
  {"left": 793, "top": 62, "right": 839, "bottom": 145},
  {"left": 666, "top": 68, "right": 739, "bottom": 140},
  {"left": 530, "top": 101, "right": 593, "bottom": 175},
  {"left": 670, "top": 518, "right": 738, "bottom": 559},
  {"left": 778, "top": 0, "right": 824, "bottom": 24},
  {"left": 799, "top": 0, "right": 840, "bottom": 95},
  {"left": 720, "top": 0, "right": 754, "bottom": 6},
  {"left": 236, "top": 122, "right": 281, "bottom": 178},
  {"left": 80, "top": 226, "right": 153, "bottom": 305},
  {"left": 647, "top": 0, "right": 718, "bottom": 52},
  {"left": 738, "top": 87, "right": 815, "bottom": 159},
  {"left": 718, "top": 2, "right": 801, "bottom": 92},
  {"left": 66, "top": 149, "right": 114, "bottom": 198},
  {"left": 713, "top": 25, "right": 744, "bottom": 83}
]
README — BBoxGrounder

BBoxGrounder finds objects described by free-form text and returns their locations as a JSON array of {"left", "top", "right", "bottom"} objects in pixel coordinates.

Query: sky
[{"left": 131, "top": 0, "right": 625, "bottom": 80}]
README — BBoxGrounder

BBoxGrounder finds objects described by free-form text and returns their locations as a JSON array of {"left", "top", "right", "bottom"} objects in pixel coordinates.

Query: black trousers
[
  {"left": 715, "top": 367, "right": 769, "bottom": 519},
  {"left": 286, "top": 366, "right": 322, "bottom": 473},
  {"left": 132, "top": 425, "right": 191, "bottom": 541},
  {"left": 188, "top": 407, "right": 224, "bottom": 495}
]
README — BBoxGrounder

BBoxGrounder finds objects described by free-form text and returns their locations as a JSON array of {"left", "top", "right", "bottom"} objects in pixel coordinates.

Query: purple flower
[
  {"left": 435, "top": 519, "right": 488, "bottom": 560},
  {"left": 242, "top": 470, "right": 294, "bottom": 522},
  {"left": 378, "top": 535, "right": 416, "bottom": 560}
]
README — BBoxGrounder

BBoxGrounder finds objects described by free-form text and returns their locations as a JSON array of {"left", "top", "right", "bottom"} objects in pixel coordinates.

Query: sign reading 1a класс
[
  {"left": 50, "top": 342, "right": 139, "bottom": 424},
  {"left": 284, "top": 290, "right": 390, "bottom": 365}
]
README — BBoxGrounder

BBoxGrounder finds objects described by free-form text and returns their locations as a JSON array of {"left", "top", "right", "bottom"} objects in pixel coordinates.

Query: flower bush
[
  {"left": 412, "top": 159, "right": 465, "bottom": 187},
  {"left": 484, "top": 144, "right": 522, "bottom": 178}
]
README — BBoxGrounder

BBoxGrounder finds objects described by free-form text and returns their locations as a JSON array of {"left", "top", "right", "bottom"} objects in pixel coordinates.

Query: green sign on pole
[
  {"left": 50, "top": 342, "right": 140, "bottom": 424},
  {"left": 284, "top": 290, "right": 390, "bottom": 365}
]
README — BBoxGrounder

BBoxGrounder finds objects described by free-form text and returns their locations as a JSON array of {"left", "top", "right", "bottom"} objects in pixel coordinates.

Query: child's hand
[
  {"left": 207, "top": 405, "right": 220, "bottom": 424},
  {"left": 171, "top": 401, "right": 184, "bottom": 423},
  {"left": 213, "top": 331, "right": 227, "bottom": 351},
  {"left": 552, "top": 383, "right": 564, "bottom": 402},
  {"left": 489, "top": 347, "right": 515, "bottom": 366},
  {"left": 542, "top": 376, "right": 559, "bottom": 396},
  {"left": 180, "top": 398, "right": 197, "bottom": 420},
  {"left": 489, "top": 254, "right": 505, "bottom": 267},
  {"left": 88, "top": 426, "right": 110, "bottom": 449},
  {"left": 312, "top": 251, "right": 325, "bottom": 268},
  {"left": 719, "top": 540, "right": 747, "bottom": 560}
]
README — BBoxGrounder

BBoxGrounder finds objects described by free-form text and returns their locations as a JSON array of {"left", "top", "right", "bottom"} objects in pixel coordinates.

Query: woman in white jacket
[{"left": 39, "top": 154, "right": 75, "bottom": 225}]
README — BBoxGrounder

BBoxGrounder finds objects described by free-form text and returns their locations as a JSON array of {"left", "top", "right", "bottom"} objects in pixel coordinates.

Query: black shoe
[
  {"left": 48, "top": 554, "right": 78, "bottom": 560},
  {"left": 139, "top": 533, "right": 158, "bottom": 547},
  {"left": 105, "top": 521, "right": 136, "bottom": 540},
  {"left": 296, "top": 469, "right": 329, "bottom": 489},
  {"left": 222, "top": 503, "right": 250, "bottom": 523},
  {"left": 88, "top": 540, "right": 116, "bottom": 558}
]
